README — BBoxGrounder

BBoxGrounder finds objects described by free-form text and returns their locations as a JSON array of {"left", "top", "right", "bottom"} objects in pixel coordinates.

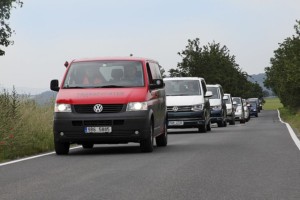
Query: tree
[
  {"left": 169, "top": 38, "right": 263, "bottom": 98},
  {"left": 0, "top": 0, "right": 23, "bottom": 56},
  {"left": 264, "top": 20, "right": 300, "bottom": 109}
]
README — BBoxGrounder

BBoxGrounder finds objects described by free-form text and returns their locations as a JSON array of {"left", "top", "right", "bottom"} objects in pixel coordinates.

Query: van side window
[
  {"left": 149, "top": 62, "right": 162, "bottom": 79},
  {"left": 146, "top": 63, "right": 153, "bottom": 83}
]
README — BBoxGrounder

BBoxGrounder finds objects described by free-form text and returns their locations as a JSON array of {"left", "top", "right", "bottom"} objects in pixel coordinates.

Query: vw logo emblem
[
  {"left": 172, "top": 106, "right": 178, "bottom": 112},
  {"left": 93, "top": 104, "right": 103, "bottom": 113}
]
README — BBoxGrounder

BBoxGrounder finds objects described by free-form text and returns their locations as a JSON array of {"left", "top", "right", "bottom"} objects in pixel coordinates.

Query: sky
[{"left": 0, "top": 0, "right": 299, "bottom": 93}]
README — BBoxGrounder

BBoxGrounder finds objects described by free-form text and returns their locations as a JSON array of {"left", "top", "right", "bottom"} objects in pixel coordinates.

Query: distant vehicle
[
  {"left": 207, "top": 84, "right": 227, "bottom": 127},
  {"left": 50, "top": 57, "right": 167, "bottom": 154},
  {"left": 249, "top": 102, "right": 258, "bottom": 117},
  {"left": 164, "top": 77, "right": 212, "bottom": 133},
  {"left": 247, "top": 98, "right": 262, "bottom": 112},
  {"left": 224, "top": 93, "right": 236, "bottom": 125},
  {"left": 242, "top": 99, "right": 250, "bottom": 122},
  {"left": 232, "top": 97, "right": 245, "bottom": 124}
]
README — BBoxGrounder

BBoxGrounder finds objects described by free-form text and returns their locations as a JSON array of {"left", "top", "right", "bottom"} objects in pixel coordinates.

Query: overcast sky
[{"left": 0, "top": 0, "right": 299, "bottom": 92}]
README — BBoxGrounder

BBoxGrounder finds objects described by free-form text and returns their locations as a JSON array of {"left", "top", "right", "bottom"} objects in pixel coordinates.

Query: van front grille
[
  {"left": 74, "top": 104, "right": 124, "bottom": 113},
  {"left": 167, "top": 106, "right": 192, "bottom": 112}
]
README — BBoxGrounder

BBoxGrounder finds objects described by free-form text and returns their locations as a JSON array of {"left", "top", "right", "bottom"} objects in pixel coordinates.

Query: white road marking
[
  {"left": 0, "top": 146, "right": 81, "bottom": 167},
  {"left": 278, "top": 110, "right": 300, "bottom": 151}
]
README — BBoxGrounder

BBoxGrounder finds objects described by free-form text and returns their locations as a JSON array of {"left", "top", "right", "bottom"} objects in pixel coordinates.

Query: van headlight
[
  {"left": 126, "top": 102, "right": 148, "bottom": 111},
  {"left": 191, "top": 104, "right": 203, "bottom": 111},
  {"left": 55, "top": 103, "right": 72, "bottom": 112}
]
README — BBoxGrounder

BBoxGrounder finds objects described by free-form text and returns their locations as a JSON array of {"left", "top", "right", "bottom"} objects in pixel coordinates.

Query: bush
[{"left": 0, "top": 88, "right": 54, "bottom": 162}]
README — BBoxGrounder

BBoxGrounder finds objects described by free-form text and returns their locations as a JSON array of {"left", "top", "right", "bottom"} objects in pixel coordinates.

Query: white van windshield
[
  {"left": 207, "top": 87, "right": 220, "bottom": 99},
  {"left": 164, "top": 80, "right": 201, "bottom": 96},
  {"left": 63, "top": 61, "right": 144, "bottom": 88}
]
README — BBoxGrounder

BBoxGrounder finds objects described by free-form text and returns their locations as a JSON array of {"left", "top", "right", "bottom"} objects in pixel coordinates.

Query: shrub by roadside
[{"left": 0, "top": 88, "right": 54, "bottom": 162}]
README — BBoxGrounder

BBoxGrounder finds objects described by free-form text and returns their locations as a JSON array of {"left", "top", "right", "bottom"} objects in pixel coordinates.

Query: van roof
[
  {"left": 163, "top": 77, "right": 205, "bottom": 80},
  {"left": 207, "top": 84, "right": 222, "bottom": 87},
  {"left": 71, "top": 57, "right": 157, "bottom": 63}
]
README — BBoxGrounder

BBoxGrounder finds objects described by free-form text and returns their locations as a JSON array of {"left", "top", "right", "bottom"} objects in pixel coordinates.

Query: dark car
[{"left": 249, "top": 102, "right": 258, "bottom": 117}]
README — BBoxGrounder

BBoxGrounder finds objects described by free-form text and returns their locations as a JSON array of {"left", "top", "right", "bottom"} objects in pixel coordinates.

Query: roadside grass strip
[{"left": 278, "top": 110, "right": 300, "bottom": 151}]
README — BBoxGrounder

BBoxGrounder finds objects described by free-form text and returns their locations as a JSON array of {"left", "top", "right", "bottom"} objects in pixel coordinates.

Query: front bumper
[
  {"left": 53, "top": 110, "right": 151, "bottom": 144},
  {"left": 210, "top": 109, "right": 224, "bottom": 123},
  {"left": 167, "top": 110, "right": 206, "bottom": 129}
]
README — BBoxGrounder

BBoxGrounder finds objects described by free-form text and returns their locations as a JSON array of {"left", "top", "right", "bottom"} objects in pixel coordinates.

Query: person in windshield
[
  {"left": 82, "top": 67, "right": 103, "bottom": 85},
  {"left": 123, "top": 64, "right": 143, "bottom": 86}
]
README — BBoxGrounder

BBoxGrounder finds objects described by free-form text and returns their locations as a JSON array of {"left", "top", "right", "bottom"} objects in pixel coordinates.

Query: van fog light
[
  {"left": 60, "top": 132, "right": 64, "bottom": 136},
  {"left": 134, "top": 130, "right": 139, "bottom": 135}
]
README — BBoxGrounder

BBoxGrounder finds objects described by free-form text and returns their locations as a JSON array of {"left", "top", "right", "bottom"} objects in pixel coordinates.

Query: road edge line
[
  {"left": 0, "top": 146, "right": 81, "bottom": 167},
  {"left": 277, "top": 109, "right": 300, "bottom": 151}
]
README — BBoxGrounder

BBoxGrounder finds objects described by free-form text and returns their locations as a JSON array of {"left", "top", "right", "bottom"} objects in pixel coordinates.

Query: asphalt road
[{"left": 0, "top": 110, "right": 300, "bottom": 200}]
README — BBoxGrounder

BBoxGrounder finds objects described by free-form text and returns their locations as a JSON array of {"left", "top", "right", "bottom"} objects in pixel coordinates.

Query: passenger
[
  {"left": 124, "top": 64, "right": 143, "bottom": 85},
  {"left": 82, "top": 67, "right": 103, "bottom": 85}
]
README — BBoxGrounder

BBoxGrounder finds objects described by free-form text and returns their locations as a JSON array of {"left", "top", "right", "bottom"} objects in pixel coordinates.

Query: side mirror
[
  {"left": 50, "top": 79, "right": 60, "bottom": 91},
  {"left": 149, "top": 79, "right": 164, "bottom": 89},
  {"left": 64, "top": 61, "right": 69, "bottom": 68},
  {"left": 205, "top": 91, "right": 213, "bottom": 98}
]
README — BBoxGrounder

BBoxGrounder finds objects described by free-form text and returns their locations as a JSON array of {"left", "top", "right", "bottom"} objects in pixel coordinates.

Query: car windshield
[
  {"left": 224, "top": 95, "right": 231, "bottom": 104},
  {"left": 232, "top": 97, "right": 242, "bottom": 105},
  {"left": 207, "top": 87, "right": 220, "bottom": 99},
  {"left": 164, "top": 80, "right": 201, "bottom": 96},
  {"left": 62, "top": 61, "right": 144, "bottom": 88}
]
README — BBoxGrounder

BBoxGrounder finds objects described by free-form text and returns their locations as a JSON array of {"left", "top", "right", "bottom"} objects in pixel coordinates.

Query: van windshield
[
  {"left": 164, "top": 80, "right": 201, "bottom": 96},
  {"left": 207, "top": 87, "right": 220, "bottom": 99},
  {"left": 62, "top": 61, "right": 144, "bottom": 88}
]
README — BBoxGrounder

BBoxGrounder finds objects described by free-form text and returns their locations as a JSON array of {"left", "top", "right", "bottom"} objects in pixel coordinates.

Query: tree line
[
  {"left": 264, "top": 20, "right": 300, "bottom": 111},
  {"left": 166, "top": 38, "right": 264, "bottom": 99}
]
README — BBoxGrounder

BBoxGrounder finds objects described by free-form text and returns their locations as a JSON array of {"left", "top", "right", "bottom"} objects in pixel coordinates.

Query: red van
[{"left": 50, "top": 57, "right": 167, "bottom": 154}]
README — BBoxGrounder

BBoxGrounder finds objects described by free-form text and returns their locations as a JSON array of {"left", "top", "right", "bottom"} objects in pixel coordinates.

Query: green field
[{"left": 263, "top": 97, "right": 283, "bottom": 110}]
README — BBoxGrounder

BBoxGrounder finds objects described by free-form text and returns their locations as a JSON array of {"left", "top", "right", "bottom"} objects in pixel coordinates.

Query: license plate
[
  {"left": 84, "top": 127, "right": 112, "bottom": 133},
  {"left": 168, "top": 121, "right": 184, "bottom": 126}
]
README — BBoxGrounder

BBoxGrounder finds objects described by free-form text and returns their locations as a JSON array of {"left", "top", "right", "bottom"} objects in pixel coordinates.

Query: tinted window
[
  {"left": 232, "top": 97, "right": 242, "bottom": 105},
  {"left": 224, "top": 95, "right": 231, "bottom": 104},
  {"left": 165, "top": 80, "right": 201, "bottom": 96}
]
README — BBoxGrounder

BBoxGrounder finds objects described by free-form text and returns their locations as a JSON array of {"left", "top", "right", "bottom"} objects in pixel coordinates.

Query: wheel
[
  {"left": 240, "top": 119, "right": 245, "bottom": 124},
  {"left": 217, "top": 122, "right": 223, "bottom": 127},
  {"left": 207, "top": 121, "right": 211, "bottom": 131},
  {"left": 156, "top": 123, "right": 168, "bottom": 147},
  {"left": 229, "top": 119, "right": 235, "bottom": 125},
  {"left": 54, "top": 140, "right": 70, "bottom": 155},
  {"left": 223, "top": 120, "right": 227, "bottom": 127},
  {"left": 255, "top": 114, "right": 258, "bottom": 117},
  {"left": 140, "top": 123, "right": 154, "bottom": 152},
  {"left": 82, "top": 143, "right": 94, "bottom": 149},
  {"left": 198, "top": 124, "right": 207, "bottom": 133}
]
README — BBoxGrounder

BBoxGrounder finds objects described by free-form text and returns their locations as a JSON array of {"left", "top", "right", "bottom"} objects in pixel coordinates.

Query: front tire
[
  {"left": 82, "top": 143, "right": 94, "bottom": 149},
  {"left": 140, "top": 123, "right": 154, "bottom": 152},
  {"left": 54, "top": 140, "right": 70, "bottom": 155},
  {"left": 198, "top": 124, "right": 207, "bottom": 133},
  {"left": 156, "top": 123, "right": 168, "bottom": 147}
]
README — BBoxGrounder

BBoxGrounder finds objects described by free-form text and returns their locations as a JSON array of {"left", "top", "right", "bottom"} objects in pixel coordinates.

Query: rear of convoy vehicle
[
  {"left": 164, "top": 77, "right": 212, "bottom": 133},
  {"left": 50, "top": 57, "right": 167, "bottom": 155},
  {"left": 207, "top": 84, "right": 227, "bottom": 127}
]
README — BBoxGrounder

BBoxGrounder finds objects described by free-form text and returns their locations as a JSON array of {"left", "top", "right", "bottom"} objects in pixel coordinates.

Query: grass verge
[{"left": 263, "top": 97, "right": 300, "bottom": 137}]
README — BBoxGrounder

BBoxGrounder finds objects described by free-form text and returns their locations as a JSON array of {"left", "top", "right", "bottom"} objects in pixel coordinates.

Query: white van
[
  {"left": 207, "top": 84, "right": 227, "bottom": 127},
  {"left": 163, "top": 77, "right": 212, "bottom": 133}
]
